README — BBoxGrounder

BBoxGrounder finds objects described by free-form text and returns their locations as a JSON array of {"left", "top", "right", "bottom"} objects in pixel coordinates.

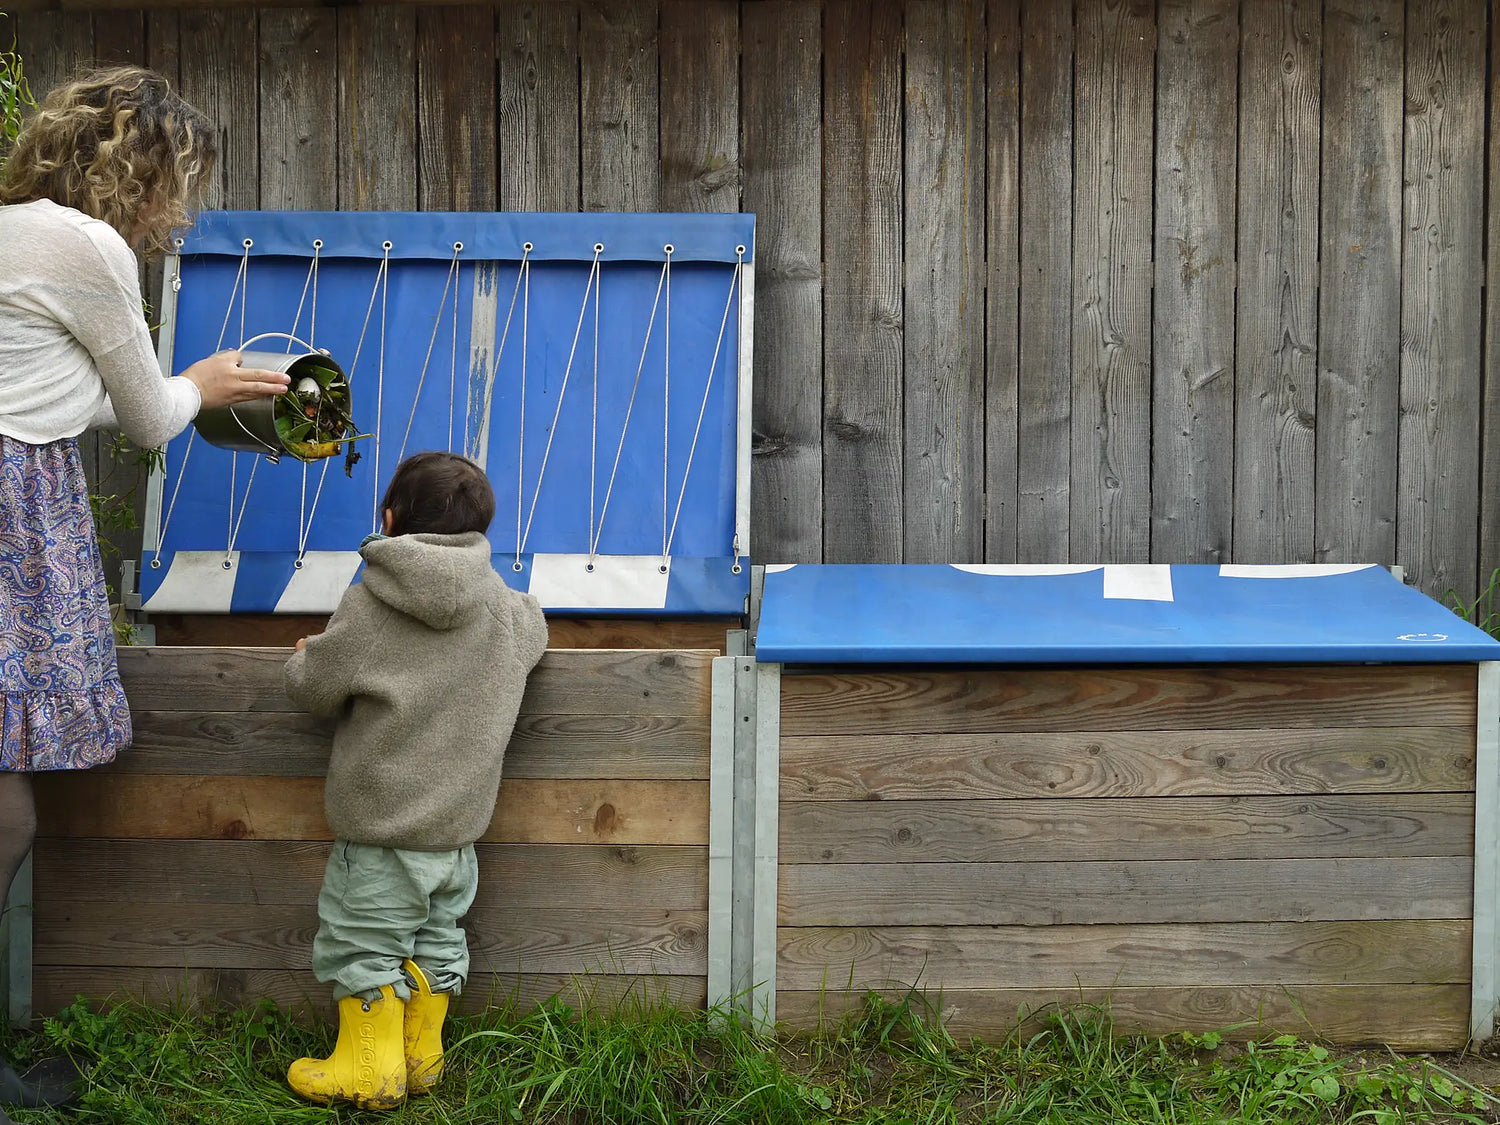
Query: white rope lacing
[
  {"left": 449, "top": 243, "right": 462, "bottom": 452},
  {"left": 512, "top": 248, "right": 532, "bottom": 571},
  {"left": 397, "top": 243, "right": 462, "bottom": 464},
  {"left": 590, "top": 245, "right": 602, "bottom": 565},
  {"left": 152, "top": 239, "right": 251, "bottom": 569},
  {"left": 369, "top": 242, "right": 392, "bottom": 532},
  {"left": 517, "top": 248, "right": 601, "bottom": 559},
  {"left": 590, "top": 255, "right": 669, "bottom": 563},
  {"left": 665, "top": 252, "right": 742, "bottom": 562},
  {"left": 291, "top": 241, "right": 329, "bottom": 568},
  {"left": 223, "top": 241, "right": 258, "bottom": 567},
  {"left": 660, "top": 246, "right": 673, "bottom": 571}
]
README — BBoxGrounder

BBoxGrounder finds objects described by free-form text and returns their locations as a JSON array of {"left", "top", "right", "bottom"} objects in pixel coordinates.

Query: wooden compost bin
[
  {"left": 27, "top": 645, "right": 715, "bottom": 1020},
  {"left": 774, "top": 662, "right": 1477, "bottom": 1049}
]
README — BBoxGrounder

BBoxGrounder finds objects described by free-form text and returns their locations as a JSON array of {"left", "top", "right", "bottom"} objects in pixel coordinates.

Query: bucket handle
[{"left": 237, "top": 331, "right": 325, "bottom": 356}]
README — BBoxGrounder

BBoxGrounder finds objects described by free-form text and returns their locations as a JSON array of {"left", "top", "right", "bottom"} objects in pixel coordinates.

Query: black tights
[{"left": 0, "top": 774, "right": 34, "bottom": 912}]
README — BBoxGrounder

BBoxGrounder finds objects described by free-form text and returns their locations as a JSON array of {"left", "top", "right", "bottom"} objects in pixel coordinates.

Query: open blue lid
[{"left": 755, "top": 563, "right": 1500, "bottom": 664}]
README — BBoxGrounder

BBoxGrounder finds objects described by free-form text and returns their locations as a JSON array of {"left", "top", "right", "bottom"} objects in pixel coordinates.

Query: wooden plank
[
  {"left": 903, "top": 0, "right": 984, "bottom": 564},
  {"left": 822, "top": 0, "right": 903, "bottom": 563},
  {"left": 779, "top": 793, "right": 1475, "bottom": 863},
  {"left": 984, "top": 0, "right": 1020, "bottom": 563},
  {"left": 1015, "top": 0, "right": 1072, "bottom": 561},
  {"left": 779, "top": 664, "right": 1479, "bottom": 735},
  {"left": 1483, "top": 2, "right": 1500, "bottom": 592},
  {"left": 338, "top": 5, "right": 417, "bottom": 210},
  {"left": 35, "top": 775, "right": 709, "bottom": 846},
  {"left": 92, "top": 10, "right": 144, "bottom": 64},
  {"left": 742, "top": 0, "right": 822, "bottom": 566},
  {"left": 36, "top": 903, "right": 706, "bottom": 976},
  {"left": 33, "top": 968, "right": 705, "bottom": 1023},
  {"left": 1070, "top": 0, "right": 1154, "bottom": 564},
  {"left": 496, "top": 3, "right": 580, "bottom": 211},
  {"left": 36, "top": 841, "right": 706, "bottom": 910},
  {"left": 659, "top": 0, "right": 738, "bottom": 212},
  {"left": 115, "top": 710, "right": 710, "bottom": 779},
  {"left": 546, "top": 618, "right": 732, "bottom": 651},
  {"left": 417, "top": 5, "right": 496, "bottom": 211},
  {"left": 1233, "top": 0, "right": 1320, "bottom": 564},
  {"left": 775, "top": 919, "right": 1472, "bottom": 989},
  {"left": 579, "top": 0, "right": 658, "bottom": 211},
  {"left": 778, "top": 856, "right": 1472, "bottom": 926},
  {"left": 178, "top": 7, "right": 257, "bottom": 211},
  {"left": 13, "top": 11, "right": 91, "bottom": 101},
  {"left": 1316, "top": 0, "right": 1402, "bottom": 567},
  {"left": 150, "top": 614, "right": 329, "bottom": 647},
  {"left": 1151, "top": 0, "right": 1236, "bottom": 564},
  {"left": 781, "top": 727, "right": 1476, "bottom": 799},
  {"left": 776, "top": 984, "right": 1469, "bottom": 1051},
  {"left": 257, "top": 8, "right": 338, "bottom": 212},
  {"left": 1398, "top": 0, "right": 1485, "bottom": 603},
  {"left": 118, "top": 647, "right": 715, "bottom": 716}
]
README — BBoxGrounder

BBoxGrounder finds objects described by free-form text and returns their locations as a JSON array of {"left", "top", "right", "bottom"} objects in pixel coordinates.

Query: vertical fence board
[
  {"left": 178, "top": 9, "right": 258, "bottom": 212},
  {"left": 1484, "top": 2, "right": 1500, "bottom": 594},
  {"left": 1317, "top": 0, "right": 1402, "bottom": 567},
  {"left": 903, "top": 0, "right": 985, "bottom": 564},
  {"left": 661, "top": 0, "right": 740, "bottom": 213},
  {"left": 1070, "top": 0, "right": 1155, "bottom": 565},
  {"left": 497, "top": 4, "right": 580, "bottom": 212},
  {"left": 580, "top": 0, "right": 659, "bottom": 212},
  {"left": 259, "top": 8, "right": 338, "bottom": 212},
  {"left": 743, "top": 0, "right": 824, "bottom": 564},
  {"left": 1016, "top": 0, "right": 1073, "bottom": 562},
  {"left": 417, "top": 7, "right": 497, "bottom": 212},
  {"left": 1233, "top": 0, "right": 1320, "bottom": 565},
  {"left": 1398, "top": 0, "right": 1484, "bottom": 603},
  {"left": 1151, "top": 0, "right": 1237, "bottom": 564},
  {"left": 985, "top": 0, "right": 1021, "bottom": 564},
  {"left": 93, "top": 12, "right": 144, "bottom": 66},
  {"left": 823, "top": 0, "right": 904, "bottom": 563},
  {"left": 338, "top": 6, "right": 417, "bottom": 211}
]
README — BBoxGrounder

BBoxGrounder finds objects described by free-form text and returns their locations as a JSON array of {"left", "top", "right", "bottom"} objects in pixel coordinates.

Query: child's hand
[{"left": 294, "top": 636, "right": 308, "bottom": 651}]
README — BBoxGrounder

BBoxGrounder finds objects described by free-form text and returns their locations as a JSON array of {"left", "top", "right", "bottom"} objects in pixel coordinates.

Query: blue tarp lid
[{"left": 755, "top": 563, "right": 1500, "bottom": 664}]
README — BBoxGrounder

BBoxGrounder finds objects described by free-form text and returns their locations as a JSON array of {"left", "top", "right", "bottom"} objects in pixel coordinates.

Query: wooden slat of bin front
[
  {"left": 119, "top": 711, "right": 711, "bottom": 779},
  {"left": 35, "top": 775, "right": 709, "bottom": 846},
  {"left": 38, "top": 841, "right": 706, "bottom": 911},
  {"left": 36, "top": 904, "right": 707, "bottom": 976},
  {"left": 118, "top": 647, "right": 714, "bottom": 717},
  {"left": 776, "top": 984, "right": 1468, "bottom": 1052},
  {"left": 778, "top": 793, "right": 1475, "bottom": 863},
  {"left": 780, "top": 726, "right": 1475, "bottom": 799},
  {"left": 775, "top": 919, "right": 1471, "bottom": 989},
  {"left": 778, "top": 856, "right": 1472, "bottom": 926},
  {"left": 780, "top": 664, "right": 1478, "bottom": 735},
  {"left": 33, "top": 967, "right": 707, "bottom": 1023}
]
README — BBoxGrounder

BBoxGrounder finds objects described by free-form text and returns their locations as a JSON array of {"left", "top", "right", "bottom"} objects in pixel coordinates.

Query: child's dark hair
[{"left": 380, "top": 452, "right": 495, "bottom": 536}]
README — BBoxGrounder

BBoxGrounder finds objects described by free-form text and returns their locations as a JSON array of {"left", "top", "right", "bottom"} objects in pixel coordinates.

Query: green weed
[{"left": 0, "top": 992, "right": 1491, "bottom": 1124}]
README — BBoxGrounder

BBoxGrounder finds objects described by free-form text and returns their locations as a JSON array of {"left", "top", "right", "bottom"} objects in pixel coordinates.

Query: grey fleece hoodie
[{"left": 284, "top": 531, "right": 548, "bottom": 850}]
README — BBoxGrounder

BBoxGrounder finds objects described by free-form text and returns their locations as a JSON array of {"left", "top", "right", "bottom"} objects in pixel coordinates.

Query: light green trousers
[{"left": 312, "top": 840, "right": 478, "bottom": 1001}]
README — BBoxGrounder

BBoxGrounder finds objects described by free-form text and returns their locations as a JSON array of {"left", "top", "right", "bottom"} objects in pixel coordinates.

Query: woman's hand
[{"left": 180, "top": 351, "right": 290, "bottom": 411}]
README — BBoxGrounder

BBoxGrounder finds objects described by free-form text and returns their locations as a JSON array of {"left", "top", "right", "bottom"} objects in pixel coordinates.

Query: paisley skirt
[{"left": 0, "top": 434, "right": 132, "bottom": 771}]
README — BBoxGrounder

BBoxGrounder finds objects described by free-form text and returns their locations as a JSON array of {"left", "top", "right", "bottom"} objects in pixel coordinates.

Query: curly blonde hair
[{"left": 0, "top": 66, "right": 216, "bottom": 258}]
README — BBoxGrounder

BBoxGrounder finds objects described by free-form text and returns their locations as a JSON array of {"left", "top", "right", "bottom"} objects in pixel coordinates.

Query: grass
[{"left": 0, "top": 990, "right": 1495, "bottom": 1124}]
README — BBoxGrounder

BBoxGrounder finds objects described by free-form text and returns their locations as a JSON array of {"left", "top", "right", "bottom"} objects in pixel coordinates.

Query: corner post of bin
[
  {"left": 1473, "top": 661, "right": 1500, "bottom": 1040},
  {"left": 749, "top": 659, "right": 780, "bottom": 1029},
  {"left": 708, "top": 655, "right": 736, "bottom": 1012}
]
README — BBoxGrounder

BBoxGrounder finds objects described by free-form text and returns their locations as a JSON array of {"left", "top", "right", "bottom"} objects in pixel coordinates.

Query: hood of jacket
[{"left": 359, "top": 531, "right": 496, "bottom": 630}]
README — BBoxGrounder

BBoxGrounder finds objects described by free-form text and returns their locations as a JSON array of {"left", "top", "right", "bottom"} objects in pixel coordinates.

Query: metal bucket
[{"left": 192, "top": 334, "right": 348, "bottom": 461}]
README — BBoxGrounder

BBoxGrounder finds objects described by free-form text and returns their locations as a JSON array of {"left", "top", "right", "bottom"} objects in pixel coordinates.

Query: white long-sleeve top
[{"left": 0, "top": 198, "right": 200, "bottom": 447}]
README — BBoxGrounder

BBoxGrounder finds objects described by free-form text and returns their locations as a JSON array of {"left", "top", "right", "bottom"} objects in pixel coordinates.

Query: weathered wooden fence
[{"left": 7, "top": 0, "right": 1496, "bottom": 603}]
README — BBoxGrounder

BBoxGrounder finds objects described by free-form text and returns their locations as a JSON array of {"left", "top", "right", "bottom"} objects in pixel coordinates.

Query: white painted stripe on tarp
[
  {"left": 1102, "top": 564, "right": 1174, "bottom": 602},
  {"left": 951, "top": 564, "right": 1103, "bottom": 576},
  {"left": 275, "top": 551, "right": 364, "bottom": 614},
  {"left": 526, "top": 553, "right": 671, "bottom": 610},
  {"left": 1219, "top": 563, "right": 1377, "bottom": 579},
  {"left": 763, "top": 563, "right": 797, "bottom": 573},
  {"left": 141, "top": 551, "right": 240, "bottom": 613}
]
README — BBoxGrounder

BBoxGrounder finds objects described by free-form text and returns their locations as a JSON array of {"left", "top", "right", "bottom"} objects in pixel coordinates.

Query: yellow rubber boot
[
  {"left": 287, "top": 985, "right": 407, "bottom": 1109},
  {"left": 402, "top": 959, "right": 450, "bottom": 1094}
]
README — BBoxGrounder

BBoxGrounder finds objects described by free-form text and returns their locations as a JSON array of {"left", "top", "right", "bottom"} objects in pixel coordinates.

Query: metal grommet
[
  {"left": 294, "top": 558, "right": 305, "bottom": 570},
  {"left": 594, "top": 243, "right": 604, "bottom": 253},
  {"left": 658, "top": 564, "right": 669, "bottom": 575},
  {"left": 585, "top": 563, "right": 595, "bottom": 573},
  {"left": 663, "top": 244, "right": 674, "bottom": 255},
  {"left": 312, "top": 238, "right": 324, "bottom": 250},
  {"left": 735, "top": 245, "right": 746, "bottom": 255},
  {"left": 512, "top": 561, "right": 524, "bottom": 573},
  {"left": 149, "top": 558, "right": 162, "bottom": 570},
  {"left": 523, "top": 242, "right": 534, "bottom": 252},
  {"left": 382, "top": 240, "right": 393, "bottom": 251},
  {"left": 173, "top": 237, "right": 185, "bottom": 248},
  {"left": 454, "top": 241, "right": 464, "bottom": 252},
  {"left": 732, "top": 563, "right": 743, "bottom": 575},
  {"left": 221, "top": 559, "right": 233, "bottom": 571},
  {"left": 242, "top": 238, "right": 253, "bottom": 249}
]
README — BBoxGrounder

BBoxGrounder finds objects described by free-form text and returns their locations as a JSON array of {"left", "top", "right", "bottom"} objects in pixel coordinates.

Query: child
[{"left": 283, "top": 450, "right": 548, "bottom": 1109}]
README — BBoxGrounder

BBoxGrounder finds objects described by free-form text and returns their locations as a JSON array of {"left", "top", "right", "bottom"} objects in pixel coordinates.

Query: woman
[{"left": 0, "top": 67, "right": 288, "bottom": 1114}]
